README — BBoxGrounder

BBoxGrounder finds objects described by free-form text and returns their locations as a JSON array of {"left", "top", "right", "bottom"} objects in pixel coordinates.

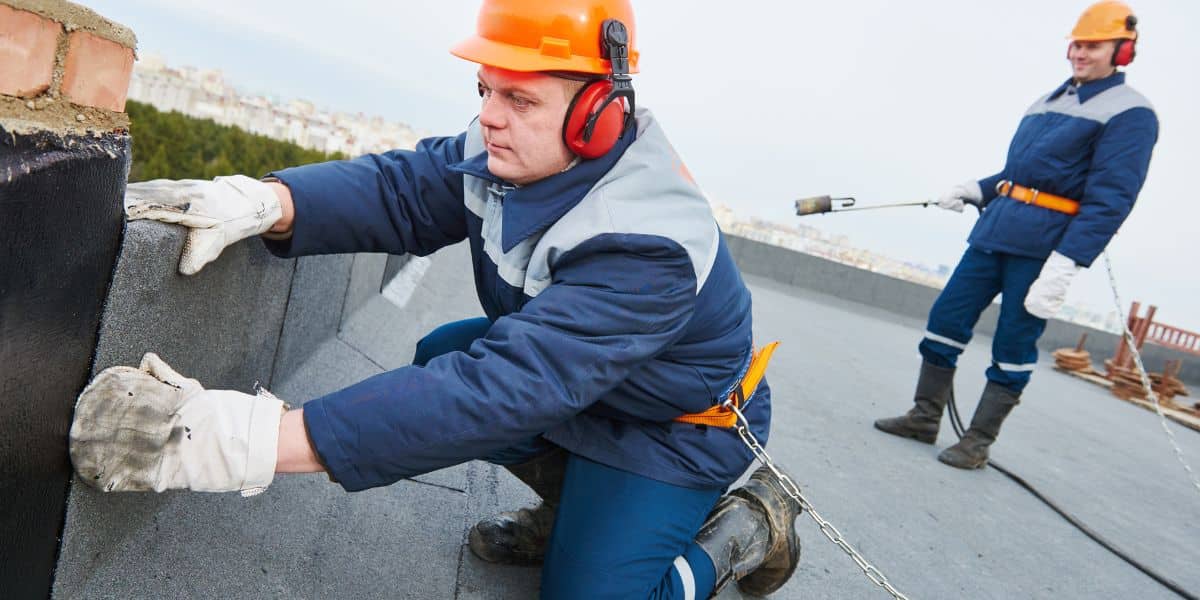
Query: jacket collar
[
  {"left": 449, "top": 124, "right": 637, "bottom": 252},
  {"left": 1049, "top": 71, "right": 1126, "bottom": 103}
]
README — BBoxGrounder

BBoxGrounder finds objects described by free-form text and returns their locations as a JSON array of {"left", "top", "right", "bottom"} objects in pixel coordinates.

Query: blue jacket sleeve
[
  {"left": 263, "top": 134, "right": 468, "bottom": 258},
  {"left": 300, "top": 234, "right": 699, "bottom": 491},
  {"left": 1056, "top": 107, "right": 1158, "bottom": 267},
  {"left": 978, "top": 170, "right": 1006, "bottom": 206}
]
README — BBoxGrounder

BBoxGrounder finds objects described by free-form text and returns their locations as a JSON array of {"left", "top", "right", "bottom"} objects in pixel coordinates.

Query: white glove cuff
[
  {"left": 1046, "top": 250, "right": 1080, "bottom": 272},
  {"left": 961, "top": 180, "right": 983, "bottom": 203},
  {"left": 218, "top": 174, "right": 284, "bottom": 237},
  {"left": 241, "top": 390, "right": 286, "bottom": 495}
]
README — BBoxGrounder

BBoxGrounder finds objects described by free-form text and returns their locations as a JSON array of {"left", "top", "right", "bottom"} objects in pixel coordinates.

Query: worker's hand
[
  {"left": 1024, "top": 251, "right": 1081, "bottom": 319},
  {"left": 69, "top": 353, "right": 286, "bottom": 495},
  {"left": 125, "top": 175, "right": 283, "bottom": 275},
  {"left": 936, "top": 180, "right": 983, "bottom": 213}
]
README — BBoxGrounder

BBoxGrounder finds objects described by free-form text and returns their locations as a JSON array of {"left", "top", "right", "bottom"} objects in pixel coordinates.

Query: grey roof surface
[
  {"left": 737, "top": 275, "right": 1199, "bottom": 600},
  {"left": 55, "top": 239, "right": 1200, "bottom": 600}
]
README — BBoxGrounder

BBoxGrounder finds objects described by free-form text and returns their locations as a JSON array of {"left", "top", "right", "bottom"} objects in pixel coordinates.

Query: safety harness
[
  {"left": 675, "top": 342, "right": 780, "bottom": 428},
  {"left": 996, "top": 180, "right": 1080, "bottom": 215}
]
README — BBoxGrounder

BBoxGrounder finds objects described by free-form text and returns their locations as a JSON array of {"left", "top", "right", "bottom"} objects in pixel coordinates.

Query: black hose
[{"left": 945, "top": 390, "right": 1198, "bottom": 600}]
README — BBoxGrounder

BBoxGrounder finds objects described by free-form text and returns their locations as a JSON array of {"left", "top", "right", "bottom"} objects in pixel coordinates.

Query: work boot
[
  {"left": 697, "top": 465, "right": 803, "bottom": 596},
  {"left": 874, "top": 361, "right": 955, "bottom": 444},
  {"left": 938, "top": 382, "right": 1020, "bottom": 470},
  {"left": 468, "top": 448, "right": 567, "bottom": 565}
]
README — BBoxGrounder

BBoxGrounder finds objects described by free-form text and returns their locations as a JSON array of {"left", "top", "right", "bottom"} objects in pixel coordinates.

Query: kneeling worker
[
  {"left": 876, "top": 1, "right": 1158, "bottom": 469},
  {"left": 68, "top": 1, "right": 802, "bottom": 597}
]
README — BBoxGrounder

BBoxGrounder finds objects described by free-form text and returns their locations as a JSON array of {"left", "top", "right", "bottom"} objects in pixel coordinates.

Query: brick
[
  {"left": 61, "top": 31, "right": 134, "bottom": 112},
  {"left": 0, "top": 5, "right": 62, "bottom": 98}
]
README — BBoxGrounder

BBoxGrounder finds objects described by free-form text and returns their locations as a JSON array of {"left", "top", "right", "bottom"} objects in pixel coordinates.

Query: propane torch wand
[{"left": 794, "top": 196, "right": 933, "bottom": 216}]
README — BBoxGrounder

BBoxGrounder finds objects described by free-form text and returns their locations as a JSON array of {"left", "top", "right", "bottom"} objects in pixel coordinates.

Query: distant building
[
  {"left": 712, "top": 205, "right": 950, "bottom": 289},
  {"left": 127, "top": 54, "right": 427, "bottom": 157}
]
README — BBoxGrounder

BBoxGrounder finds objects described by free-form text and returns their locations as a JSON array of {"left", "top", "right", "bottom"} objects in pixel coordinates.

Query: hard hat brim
[
  {"left": 450, "top": 35, "right": 640, "bottom": 74},
  {"left": 1068, "top": 32, "right": 1137, "bottom": 41}
]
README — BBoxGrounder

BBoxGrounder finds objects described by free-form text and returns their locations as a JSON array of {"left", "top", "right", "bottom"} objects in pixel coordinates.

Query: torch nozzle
[{"left": 795, "top": 196, "right": 856, "bottom": 216}]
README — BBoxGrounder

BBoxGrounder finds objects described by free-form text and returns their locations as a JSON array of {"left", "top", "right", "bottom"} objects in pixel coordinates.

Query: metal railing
[{"left": 1143, "top": 321, "right": 1200, "bottom": 356}]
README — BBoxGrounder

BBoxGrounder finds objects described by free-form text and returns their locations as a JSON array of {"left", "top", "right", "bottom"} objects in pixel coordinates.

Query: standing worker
[
  {"left": 68, "top": 1, "right": 803, "bottom": 597},
  {"left": 875, "top": 1, "right": 1158, "bottom": 469}
]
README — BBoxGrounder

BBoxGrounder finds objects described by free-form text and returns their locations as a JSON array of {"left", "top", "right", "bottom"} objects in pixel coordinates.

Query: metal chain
[
  {"left": 1103, "top": 252, "right": 1200, "bottom": 497},
  {"left": 727, "top": 403, "right": 911, "bottom": 600}
]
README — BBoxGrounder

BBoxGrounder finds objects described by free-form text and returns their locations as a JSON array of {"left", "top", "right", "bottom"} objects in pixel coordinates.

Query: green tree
[
  {"left": 126, "top": 100, "right": 345, "bottom": 182},
  {"left": 140, "top": 145, "right": 171, "bottom": 180}
]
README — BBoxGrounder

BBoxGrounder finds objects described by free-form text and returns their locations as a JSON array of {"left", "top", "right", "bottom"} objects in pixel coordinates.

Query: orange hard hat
[
  {"left": 1070, "top": 1, "right": 1137, "bottom": 41},
  {"left": 450, "top": 0, "right": 639, "bottom": 74}
]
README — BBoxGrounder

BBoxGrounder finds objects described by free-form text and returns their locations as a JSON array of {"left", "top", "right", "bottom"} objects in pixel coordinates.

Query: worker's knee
[{"left": 412, "top": 317, "right": 492, "bottom": 366}]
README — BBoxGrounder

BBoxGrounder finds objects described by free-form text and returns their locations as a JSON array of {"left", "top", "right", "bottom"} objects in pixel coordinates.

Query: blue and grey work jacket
[
  {"left": 970, "top": 72, "right": 1158, "bottom": 267},
  {"left": 265, "top": 109, "right": 768, "bottom": 492}
]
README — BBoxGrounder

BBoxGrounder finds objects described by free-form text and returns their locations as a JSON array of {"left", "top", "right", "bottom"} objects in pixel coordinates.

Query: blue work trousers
[
  {"left": 414, "top": 318, "right": 723, "bottom": 599},
  {"left": 919, "top": 247, "right": 1048, "bottom": 393}
]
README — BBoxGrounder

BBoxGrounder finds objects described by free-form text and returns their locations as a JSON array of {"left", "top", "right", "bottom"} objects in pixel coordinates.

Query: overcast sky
[{"left": 87, "top": 0, "right": 1200, "bottom": 331}]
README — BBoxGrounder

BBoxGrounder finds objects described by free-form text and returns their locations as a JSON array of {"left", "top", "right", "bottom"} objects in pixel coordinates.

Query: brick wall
[{"left": 1, "top": 0, "right": 136, "bottom": 127}]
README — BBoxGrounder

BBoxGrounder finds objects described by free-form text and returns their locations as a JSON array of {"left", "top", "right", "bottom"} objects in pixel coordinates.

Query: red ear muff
[
  {"left": 1113, "top": 39, "right": 1136, "bottom": 66},
  {"left": 560, "top": 18, "right": 635, "bottom": 160},
  {"left": 1114, "top": 13, "right": 1138, "bottom": 66},
  {"left": 562, "top": 79, "right": 627, "bottom": 160}
]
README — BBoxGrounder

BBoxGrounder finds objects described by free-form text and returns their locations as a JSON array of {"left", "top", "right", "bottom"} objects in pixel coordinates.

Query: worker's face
[
  {"left": 476, "top": 66, "right": 575, "bottom": 186},
  {"left": 1068, "top": 39, "right": 1119, "bottom": 83}
]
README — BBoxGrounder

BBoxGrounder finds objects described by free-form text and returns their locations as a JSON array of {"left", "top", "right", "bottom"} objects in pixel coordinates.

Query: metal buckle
[{"left": 997, "top": 180, "right": 1038, "bottom": 204}]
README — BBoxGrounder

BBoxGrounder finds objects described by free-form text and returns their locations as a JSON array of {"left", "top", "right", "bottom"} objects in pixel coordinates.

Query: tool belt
[
  {"left": 674, "top": 342, "right": 780, "bottom": 429},
  {"left": 995, "top": 180, "right": 1080, "bottom": 215}
]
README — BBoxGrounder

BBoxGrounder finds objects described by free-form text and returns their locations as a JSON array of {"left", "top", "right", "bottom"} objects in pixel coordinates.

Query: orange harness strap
[
  {"left": 996, "top": 180, "right": 1080, "bottom": 216},
  {"left": 674, "top": 342, "right": 780, "bottom": 429}
]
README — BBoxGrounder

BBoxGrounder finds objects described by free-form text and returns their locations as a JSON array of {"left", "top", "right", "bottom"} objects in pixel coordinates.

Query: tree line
[{"left": 126, "top": 100, "right": 345, "bottom": 182}]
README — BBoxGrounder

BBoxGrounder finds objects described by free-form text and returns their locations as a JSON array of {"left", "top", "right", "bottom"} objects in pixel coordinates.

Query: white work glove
[
  {"left": 125, "top": 175, "right": 283, "bottom": 275},
  {"left": 936, "top": 180, "right": 983, "bottom": 213},
  {"left": 1024, "top": 251, "right": 1082, "bottom": 319},
  {"left": 69, "top": 353, "right": 286, "bottom": 495}
]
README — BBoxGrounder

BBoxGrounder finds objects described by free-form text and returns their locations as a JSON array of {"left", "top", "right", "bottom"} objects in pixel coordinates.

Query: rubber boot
[
  {"left": 938, "top": 382, "right": 1020, "bottom": 470},
  {"left": 874, "top": 361, "right": 955, "bottom": 444},
  {"left": 697, "top": 465, "right": 803, "bottom": 596},
  {"left": 468, "top": 448, "right": 567, "bottom": 565}
]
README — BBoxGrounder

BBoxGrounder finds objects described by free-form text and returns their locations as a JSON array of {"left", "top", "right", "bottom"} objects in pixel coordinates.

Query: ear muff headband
[
  {"left": 1113, "top": 14, "right": 1138, "bottom": 66},
  {"left": 561, "top": 19, "right": 636, "bottom": 159}
]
